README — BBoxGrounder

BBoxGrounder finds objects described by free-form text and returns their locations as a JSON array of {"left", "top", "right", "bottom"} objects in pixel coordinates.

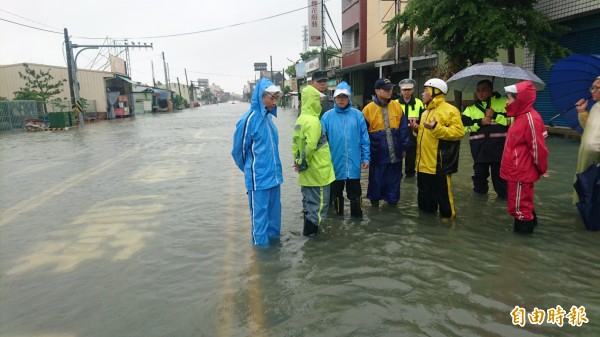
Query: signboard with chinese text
[
  {"left": 197, "top": 79, "right": 209, "bottom": 87},
  {"left": 254, "top": 63, "right": 268, "bottom": 71},
  {"left": 305, "top": 57, "right": 320, "bottom": 73},
  {"left": 308, "top": 0, "right": 322, "bottom": 46},
  {"left": 110, "top": 55, "right": 127, "bottom": 75}
]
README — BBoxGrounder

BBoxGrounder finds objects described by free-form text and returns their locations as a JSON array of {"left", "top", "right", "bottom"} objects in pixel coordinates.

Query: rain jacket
[
  {"left": 231, "top": 78, "right": 283, "bottom": 191},
  {"left": 462, "top": 95, "right": 508, "bottom": 163},
  {"left": 415, "top": 94, "right": 465, "bottom": 175},
  {"left": 398, "top": 96, "right": 425, "bottom": 147},
  {"left": 321, "top": 81, "right": 370, "bottom": 180},
  {"left": 362, "top": 96, "right": 409, "bottom": 165},
  {"left": 573, "top": 102, "right": 600, "bottom": 203},
  {"left": 576, "top": 102, "right": 600, "bottom": 175},
  {"left": 293, "top": 85, "right": 335, "bottom": 186},
  {"left": 500, "top": 81, "right": 548, "bottom": 183}
]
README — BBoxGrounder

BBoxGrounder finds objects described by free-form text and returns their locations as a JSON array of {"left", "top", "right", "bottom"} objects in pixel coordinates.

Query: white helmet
[{"left": 424, "top": 78, "right": 448, "bottom": 95}]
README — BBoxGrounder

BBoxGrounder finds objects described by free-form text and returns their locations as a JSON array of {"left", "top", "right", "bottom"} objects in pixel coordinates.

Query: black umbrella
[{"left": 574, "top": 163, "right": 600, "bottom": 230}]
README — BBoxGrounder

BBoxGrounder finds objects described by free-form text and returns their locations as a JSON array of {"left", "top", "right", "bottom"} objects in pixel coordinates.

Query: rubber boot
[
  {"left": 303, "top": 217, "right": 318, "bottom": 237},
  {"left": 350, "top": 199, "right": 363, "bottom": 218},
  {"left": 532, "top": 210, "right": 538, "bottom": 227},
  {"left": 334, "top": 196, "right": 344, "bottom": 216},
  {"left": 514, "top": 218, "right": 535, "bottom": 234}
]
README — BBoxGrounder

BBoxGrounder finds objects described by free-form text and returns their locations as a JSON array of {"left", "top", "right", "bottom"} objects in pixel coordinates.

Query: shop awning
[{"left": 116, "top": 75, "right": 136, "bottom": 84}]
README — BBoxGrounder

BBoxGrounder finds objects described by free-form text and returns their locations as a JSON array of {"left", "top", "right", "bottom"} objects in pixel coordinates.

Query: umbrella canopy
[
  {"left": 548, "top": 54, "right": 600, "bottom": 133},
  {"left": 447, "top": 62, "right": 545, "bottom": 93}
]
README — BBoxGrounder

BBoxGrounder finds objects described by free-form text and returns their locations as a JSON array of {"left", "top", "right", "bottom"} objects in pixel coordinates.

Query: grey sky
[{"left": 0, "top": 0, "right": 342, "bottom": 94}]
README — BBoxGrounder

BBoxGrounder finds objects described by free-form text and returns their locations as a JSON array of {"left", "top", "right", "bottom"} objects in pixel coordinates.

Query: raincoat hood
[
  {"left": 301, "top": 85, "right": 321, "bottom": 117},
  {"left": 251, "top": 78, "right": 278, "bottom": 117},
  {"left": 333, "top": 81, "right": 352, "bottom": 113},
  {"left": 505, "top": 81, "right": 536, "bottom": 117},
  {"left": 425, "top": 92, "right": 447, "bottom": 110}
]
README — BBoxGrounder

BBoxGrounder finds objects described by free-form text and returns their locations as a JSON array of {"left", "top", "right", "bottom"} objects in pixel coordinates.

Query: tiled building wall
[
  {"left": 535, "top": 0, "right": 600, "bottom": 21},
  {"left": 524, "top": 0, "right": 600, "bottom": 70}
]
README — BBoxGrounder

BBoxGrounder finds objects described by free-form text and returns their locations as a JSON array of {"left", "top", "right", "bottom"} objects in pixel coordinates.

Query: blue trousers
[
  {"left": 248, "top": 185, "right": 281, "bottom": 246},
  {"left": 367, "top": 162, "right": 402, "bottom": 204}
]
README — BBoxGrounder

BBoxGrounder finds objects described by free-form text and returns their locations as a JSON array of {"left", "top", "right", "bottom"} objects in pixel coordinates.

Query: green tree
[
  {"left": 200, "top": 87, "right": 214, "bottom": 103},
  {"left": 13, "top": 63, "right": 67, "bottom": 101},
  {"left": 384, "top": 0, "right": 569, "bottom": 77},
  {"left": 172, "top": 94, "right": 189, "bottom": 109},
  {"left": 285, "top": 64, "right": 296, "bottom": 78},
  {"left": 299, "top": 46, "right": 342, "bottom": 69}
]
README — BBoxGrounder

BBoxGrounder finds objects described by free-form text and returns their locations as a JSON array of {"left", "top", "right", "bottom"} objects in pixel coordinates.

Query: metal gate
[{"left": 0, "top": 101, "right": 46, "bottom": 132}]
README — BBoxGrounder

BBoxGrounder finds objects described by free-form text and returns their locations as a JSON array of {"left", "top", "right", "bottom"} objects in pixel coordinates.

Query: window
[{"left": 342, "top": 24, "right": 360, "bottom": 54}]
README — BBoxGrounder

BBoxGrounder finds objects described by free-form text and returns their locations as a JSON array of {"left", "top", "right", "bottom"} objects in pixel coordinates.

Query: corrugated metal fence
[
  {"left": 0, "top": 101, "right": 45, "bottom": 132},
  {"left": 0, "top": 100, "right": 98, "bottom": 132}
]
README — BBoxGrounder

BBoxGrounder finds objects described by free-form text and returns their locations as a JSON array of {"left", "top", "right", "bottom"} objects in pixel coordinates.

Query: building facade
[
  {"left": 531, "top": 0, "right": 600, "bottom": 126},
  {"left": 0, "top": 63, "right": 134, "bottom": 119},
  {"left": 339, "top": 0, "right": 438, "bottom": 108}
]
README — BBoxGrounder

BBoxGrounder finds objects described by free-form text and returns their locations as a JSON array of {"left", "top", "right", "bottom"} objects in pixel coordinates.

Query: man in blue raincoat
[
  {"left": 232, "top": 78, "right": 283, "bottom": 246},
  {"left": 321, "top": 81, "right": 370, "bottom": 218}
]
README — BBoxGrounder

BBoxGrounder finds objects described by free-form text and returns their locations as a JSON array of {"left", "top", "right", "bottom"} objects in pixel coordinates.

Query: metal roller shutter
[{"left": 534, "top": 12, "right": 600, "bottom": 127}]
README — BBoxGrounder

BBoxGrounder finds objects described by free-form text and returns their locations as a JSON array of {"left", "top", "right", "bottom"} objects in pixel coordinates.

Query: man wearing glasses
[
  {"left": 232, "top": 78, "right": 283, "bottom": 246},
  {"left": 574, "top": 76, "right": 600, "bottom": 203},
  {"left": 309, "top": 70, "right": 333, "bottom": 118}
]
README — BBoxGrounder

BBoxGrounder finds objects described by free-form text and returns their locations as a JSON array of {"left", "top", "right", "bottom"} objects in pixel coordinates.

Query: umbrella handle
[{"left": 548, "top": 96, "right": 591, "bottom": 127}]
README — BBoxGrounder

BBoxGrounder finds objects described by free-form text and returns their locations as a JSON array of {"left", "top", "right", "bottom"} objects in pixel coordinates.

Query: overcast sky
[{"left": 0, "top": 0, "right": 342, "bottom": 94}]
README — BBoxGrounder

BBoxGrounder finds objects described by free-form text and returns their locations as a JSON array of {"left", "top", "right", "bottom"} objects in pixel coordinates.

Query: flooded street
[{"left": 1, "top": 103, "right": 599, "bottom": 337}]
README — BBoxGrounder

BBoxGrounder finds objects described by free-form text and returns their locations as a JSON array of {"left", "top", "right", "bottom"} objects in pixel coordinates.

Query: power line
[
  {"left": 324, "top": 4, "right": 342, "bottom": 50},
  {"left": 120, "top": 5, "right": 310, "bottom": 39},
  {"left": 0, "top": 9, "right": 61, "bottom": 30},
  {"left": 0, "top": 17, "right": 62, "bottom": 35},
  {"left": 1, "top": 2, "right": 339, "bottom": 41},
  {"left": 174, "top": 68, "right": 254, "bottom": 78}
]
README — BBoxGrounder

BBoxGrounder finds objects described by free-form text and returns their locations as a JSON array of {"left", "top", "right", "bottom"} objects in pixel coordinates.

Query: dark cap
[
  {"left": 312, "top": 70, "right": 328, "bottom": 82},
  {"left": 374, "top": 78, "right": 394, "bottom": 90}
]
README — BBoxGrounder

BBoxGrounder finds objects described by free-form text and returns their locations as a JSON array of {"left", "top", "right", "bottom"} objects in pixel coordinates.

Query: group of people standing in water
[{"left": 232, "top": 73, "right": 600, "bottom": 246}]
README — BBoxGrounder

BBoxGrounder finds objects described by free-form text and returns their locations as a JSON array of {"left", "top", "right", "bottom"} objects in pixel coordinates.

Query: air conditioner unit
[{"left": 329, "top": 57, "right": 341, "bottom": 69}]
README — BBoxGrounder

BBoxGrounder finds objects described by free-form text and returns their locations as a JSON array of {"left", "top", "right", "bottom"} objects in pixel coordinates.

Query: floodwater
[{"left": 1, "top": 103, "right": 598, "bottom": 337}]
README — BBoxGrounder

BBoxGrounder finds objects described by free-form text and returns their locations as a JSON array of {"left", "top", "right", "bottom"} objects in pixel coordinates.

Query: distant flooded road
[{"left": 1, "top": 103, "right": 598, "bottom": 337}]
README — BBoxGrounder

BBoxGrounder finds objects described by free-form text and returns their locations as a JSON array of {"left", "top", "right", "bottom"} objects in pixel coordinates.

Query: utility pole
[
  {"left": 162, "top": 52, "right": 168, "bottom": 91},
  {"left": 64, "top": 28, "right": 79, "bottom": 121},
  {"left": 151, "top": 60, "right": 156, "bottom": 87},
  {"left": 184, "top": 68, "right": 192, "bottom": 103},
  {"left": 167, "top": 63, "right": 171, "bottom": 91},
  {"left": 64, "top": 28, "right": 152, "bottom": 124},
  {"left": 394, "top": 0, "right": 399, "bottom": 64},
  {"left": 270, "top": 55, "right": 273, "bottom": 83},
  {"left": 320, "top": 0, "right": 325, "bottom": 70},
  {"left": 177, "top": 77, "right": 182, "bottom": 98}
]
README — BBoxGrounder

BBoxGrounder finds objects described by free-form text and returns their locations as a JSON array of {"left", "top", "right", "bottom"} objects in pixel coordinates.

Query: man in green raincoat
[{"left": 293, "top": 85, "right": 335, "bottom": 236}]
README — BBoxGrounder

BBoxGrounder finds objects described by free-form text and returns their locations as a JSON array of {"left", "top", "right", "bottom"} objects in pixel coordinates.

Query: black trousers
[
  {"left": 404, "top": 144, "right": 416, "bottom": 176},
  {"left": 472, "top": 162, "right": 507, "bottom": 198},
  {"left": 330, "top": 179, "right": 362, "bottom": 201},
  {"left": 417, "top": 172, "right": 455, "bottom": 218}
]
